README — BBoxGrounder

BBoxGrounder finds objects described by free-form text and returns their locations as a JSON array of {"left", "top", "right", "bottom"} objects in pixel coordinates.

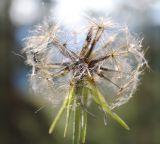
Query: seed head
[
  {"left": 23, "top": 17, "right": 146, "bottom": 108},
  {"left": 22, "top": 17, "right": 147, "bottom": 143}
]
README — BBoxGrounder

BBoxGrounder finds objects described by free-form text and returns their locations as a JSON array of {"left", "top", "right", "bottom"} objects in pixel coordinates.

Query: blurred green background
[{"left": 0, "top": 0, "right": 160, "bottom": 144}]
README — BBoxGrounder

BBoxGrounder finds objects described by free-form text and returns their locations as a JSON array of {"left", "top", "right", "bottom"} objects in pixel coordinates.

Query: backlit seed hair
[{"left": 23, "top": 17, "right": 147, "bottom": 143}]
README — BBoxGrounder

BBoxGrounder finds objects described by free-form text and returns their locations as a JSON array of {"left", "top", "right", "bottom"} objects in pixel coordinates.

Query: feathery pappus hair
[{"left": 22, "top": 17, "right": 147, "bottom": 144}]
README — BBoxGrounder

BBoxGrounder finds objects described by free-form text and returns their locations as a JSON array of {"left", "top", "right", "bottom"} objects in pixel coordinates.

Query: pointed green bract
[
  {"left": 64, "top": 85, "right": 75, "bottom": 137},
  {"left": 81, "top": 110, "right": 87, "bottom": 144},
  {"left": 88, "top": 80, "right": 130, "bottom": 130},
  {"left": 81, "top": 87, "right": 89, "bottom": 144},
  {"left": 73, "top": 102, "right": 81, "bottom": 144},
  {"left": 81, "top": 87, "right": 88, "bottom": 144},
  {"left": 49, "top": 92, "right": 69, "bottom": 134}
]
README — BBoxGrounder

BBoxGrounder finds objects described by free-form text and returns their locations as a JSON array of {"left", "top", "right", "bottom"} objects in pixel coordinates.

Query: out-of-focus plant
[{"left": 22, "top": 17, "right": 147, "bottom": 144}]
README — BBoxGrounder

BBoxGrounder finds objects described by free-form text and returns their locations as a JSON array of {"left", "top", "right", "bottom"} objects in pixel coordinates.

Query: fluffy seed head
[{"left": 23, "top": 17, "right": 147, "bottom": 109}]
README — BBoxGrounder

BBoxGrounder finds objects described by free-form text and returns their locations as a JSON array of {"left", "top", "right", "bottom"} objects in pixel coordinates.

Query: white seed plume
[{"left": 23, "top": 17, "right": 147, "bottom": 109}]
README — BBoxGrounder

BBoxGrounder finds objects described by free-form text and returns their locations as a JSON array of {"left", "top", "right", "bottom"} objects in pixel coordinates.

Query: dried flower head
[{"left": 23, "top": 17, "right": 147, "bottom": 144}]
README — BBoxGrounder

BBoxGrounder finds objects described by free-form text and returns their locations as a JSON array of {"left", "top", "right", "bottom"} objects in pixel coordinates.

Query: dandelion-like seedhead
[{"left": 23, "top": 17, "right": 147, "bottom": 144}]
